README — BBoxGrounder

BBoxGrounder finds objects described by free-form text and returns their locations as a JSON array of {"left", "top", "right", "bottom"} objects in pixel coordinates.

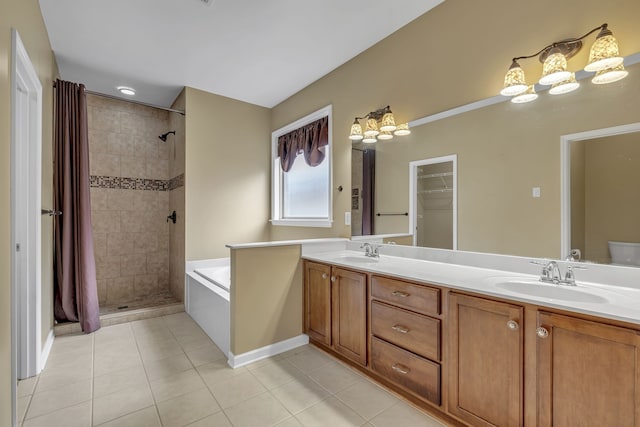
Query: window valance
[{"left": 277, "top": 116, "right": 329, "bottom": 172}]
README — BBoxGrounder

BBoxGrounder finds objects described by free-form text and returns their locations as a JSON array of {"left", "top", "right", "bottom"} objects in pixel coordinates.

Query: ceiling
[{"left": 39, "top": 0, "right": 443, "bottom": 108}]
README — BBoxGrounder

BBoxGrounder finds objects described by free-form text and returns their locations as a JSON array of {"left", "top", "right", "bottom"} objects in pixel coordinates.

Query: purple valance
[{"left": 277, "top": 116, "right": 329, "bottom": 172}]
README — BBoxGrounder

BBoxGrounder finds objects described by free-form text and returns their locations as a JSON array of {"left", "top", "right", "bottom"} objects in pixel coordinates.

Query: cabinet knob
[
  {"left": 391, "top": 363, "right": 410, "bottom": 375},
  {"left": 330, "top": 276, "right": 336, "bottom": 282},
  {"left": 507, "top": 320, "right": 519, "bottom": 330},
  {"left": 322, "top": 273, "right": 327, "bottom": 279},
  {"left": 391, "top": 290, "right": 410, "bottom": 298},
  {"left": 391, "top": 325, "right": 410, "bottom": 334},
  {"left": 536, "top": 326, "right": 550, "bottom": 338}
]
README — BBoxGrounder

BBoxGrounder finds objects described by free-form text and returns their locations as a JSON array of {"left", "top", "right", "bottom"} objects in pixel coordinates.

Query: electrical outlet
[
  {"left": 532, "top": 187, "right": 541, "bottom": 198},
  {"left": 345, "top": 212, "right": 351, "bottom": 225}
]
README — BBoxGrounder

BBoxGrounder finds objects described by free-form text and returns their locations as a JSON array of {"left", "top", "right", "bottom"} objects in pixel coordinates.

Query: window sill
[{"left": 270, "top": 219, "right": 333, "bottom": 228}]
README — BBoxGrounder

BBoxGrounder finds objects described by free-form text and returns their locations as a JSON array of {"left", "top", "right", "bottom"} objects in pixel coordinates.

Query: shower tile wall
[{"left": 87, "top": 94, "right": 182, "bottom": 307}]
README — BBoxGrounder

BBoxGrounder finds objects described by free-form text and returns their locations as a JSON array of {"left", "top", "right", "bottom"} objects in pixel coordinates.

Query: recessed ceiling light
[{"left": 117, "top": 86, "right": 136, "bottom": 96}]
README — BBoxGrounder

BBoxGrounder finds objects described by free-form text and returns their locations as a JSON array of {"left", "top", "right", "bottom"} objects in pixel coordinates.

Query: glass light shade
[
  {"left": 394, "top": 123, "right": 411, "bottom": 136},
  {"left": 363, "top": 118, "right": 379, "bottom": 137},
  {"left": 592, "top": 64, "right": 629, "bottom": 84},
  {"left": 549, "top": 73, "right": 580, "bottom": 95},
  {"left": 500, "top": 61, "right": 528, "bottom": 96},
  {"left": 511, "top": 85, "right": 538, "bottom": 104},
  {"left": 380, "top": 112, "right": 397, "bottom": 132},
  {"left": 349, "top": 121, "right": 363, "bottom": 140},
  {"left": 539, "top": 52, "right": 571, "bottom": 85},
  {"left": 377, "top": 131, "right": 393, "bottom": 140},
  {"left": 585, "top": 34, "right": 623, "bottom": 72},
  {"left": 362, "top": 135, "right": 377, "bottom": 143}
]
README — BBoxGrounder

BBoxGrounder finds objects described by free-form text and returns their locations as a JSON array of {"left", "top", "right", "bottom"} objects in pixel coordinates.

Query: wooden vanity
[{"left": 303, "top": 259, "right": 640, "bottom": 427}]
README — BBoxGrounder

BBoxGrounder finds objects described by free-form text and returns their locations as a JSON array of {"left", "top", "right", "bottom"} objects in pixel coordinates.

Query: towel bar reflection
[
  {"left": 41, "top": 209, "right": 62, "bottom": 216},
  {"left": 376, "top": 212, "right": 408, "bottom": 216}
]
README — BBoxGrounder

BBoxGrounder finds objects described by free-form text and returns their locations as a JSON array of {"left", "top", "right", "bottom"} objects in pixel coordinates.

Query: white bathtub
[{"left": 185, "top": 258, "right": 230, "bottom": 358}]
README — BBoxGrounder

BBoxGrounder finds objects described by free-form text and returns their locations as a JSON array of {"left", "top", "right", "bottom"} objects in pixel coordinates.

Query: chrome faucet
[
  {"left": 531, "top": 260, "right": 584, "bottom": 286},
  {"left": 360, "top": 243, "right": 380, "bottom": 258},
  {"left": 541, "top": 261, "right": 562, "bottom": 284}
]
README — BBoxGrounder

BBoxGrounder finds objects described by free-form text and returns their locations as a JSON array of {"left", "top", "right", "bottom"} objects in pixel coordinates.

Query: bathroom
[{"left": 3, "top": 0, "right": 640, "bottom": 426}]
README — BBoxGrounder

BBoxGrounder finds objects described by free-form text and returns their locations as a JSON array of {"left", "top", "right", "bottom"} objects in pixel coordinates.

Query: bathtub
[{"left": 185, "top": 258, "right": 230, "bottom": 358}]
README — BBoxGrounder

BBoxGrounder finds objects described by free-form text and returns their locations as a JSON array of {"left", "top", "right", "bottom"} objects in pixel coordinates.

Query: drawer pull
[
  {"left": 322, "top": 273, "right": 327, "bottom": 279},
  {"left": 330, "top": 276, "right": 336, "bottom": 282},
  {"left": 391, "top": 325, "right": 410, "bottom": 334},
  {"left": 507, "top": 320, "right": 519, "bottom": 330},
  {"left": 391, "top": 363, "right": 410, "bottom": 374},
  {"left": 391, "top": 290, "right": 410, "bottom": 298}
]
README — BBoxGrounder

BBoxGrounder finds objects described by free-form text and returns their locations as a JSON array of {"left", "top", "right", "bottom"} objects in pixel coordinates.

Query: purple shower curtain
[{"left": 53, "top": 79, "right": 101, "bottom": 333}]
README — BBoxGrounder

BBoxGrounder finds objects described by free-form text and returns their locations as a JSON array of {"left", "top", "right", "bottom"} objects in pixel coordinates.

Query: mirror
[
  {"left": 562, "top": 124, "right": 640, "bottom": 266},
  {"left": 351, "top": 60, "right": 640, "bottom": 262}
]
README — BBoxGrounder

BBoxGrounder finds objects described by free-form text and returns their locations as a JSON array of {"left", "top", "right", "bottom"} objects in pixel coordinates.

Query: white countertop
[{"left": 303, "top": 250, "right": 640, "bottom": 326}]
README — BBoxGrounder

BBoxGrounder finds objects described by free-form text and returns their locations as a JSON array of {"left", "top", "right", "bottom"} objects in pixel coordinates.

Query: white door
[{"left": 11, "top": 28, "right": 43, "bottom": 426}]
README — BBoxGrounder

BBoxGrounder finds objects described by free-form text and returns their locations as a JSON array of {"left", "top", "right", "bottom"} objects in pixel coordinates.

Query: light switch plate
[
  {"left": 345, "top": 212, "right": 351, "bottom": 225},
  {"left": 532, "top": 187, "right": 541, "bottom": 198}
]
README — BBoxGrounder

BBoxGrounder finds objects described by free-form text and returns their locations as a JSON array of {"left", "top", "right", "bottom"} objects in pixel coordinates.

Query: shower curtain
[{"left": 53, "top": 79, "right": 100, "bottom": 333}]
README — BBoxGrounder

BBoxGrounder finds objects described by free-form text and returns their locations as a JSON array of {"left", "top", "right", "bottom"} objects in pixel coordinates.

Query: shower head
[{"left": 159, "top": 130, "right": 176, "bottom": 142}]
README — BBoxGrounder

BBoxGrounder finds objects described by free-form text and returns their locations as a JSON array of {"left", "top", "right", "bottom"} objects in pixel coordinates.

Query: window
[{"left": 271, "top": 105, "right": 332, "bottom": 227}]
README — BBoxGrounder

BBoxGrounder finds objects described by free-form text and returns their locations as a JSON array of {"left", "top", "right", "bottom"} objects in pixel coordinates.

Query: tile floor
[{"left": 18, "top": 312, "right": 448, "bottom": 427}]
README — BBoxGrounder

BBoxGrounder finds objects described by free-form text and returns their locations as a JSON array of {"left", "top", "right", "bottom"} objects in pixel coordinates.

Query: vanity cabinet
[
  {"left": 536, "top": 311, "right": 640, "bottom": 426},
  {"left": 448, "top": 293, "right": 524, "bottom": 427},
  {"left": 303, "top": 261, "right": 367, "bottom": 366},
  {"left": 370, "top": 275, "right": 442, "bottom": 406}
]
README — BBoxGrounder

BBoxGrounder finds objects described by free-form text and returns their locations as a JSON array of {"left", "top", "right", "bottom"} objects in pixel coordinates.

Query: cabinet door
[
  {"left": 449, "top": 293, "right": 523, "bottom": 427},
  {"left": 332, "top": 267, "right": 367, "bottom": 366},
  {"left": 537, "top": 312, "right": 640, "bottom": 426},
  {"left": 304, "top": 261, "right": 332, "bottom": 346}
]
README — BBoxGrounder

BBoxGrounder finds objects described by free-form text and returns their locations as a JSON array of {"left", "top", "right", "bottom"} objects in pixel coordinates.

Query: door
[
  {"left": 304, "top": 261, "right": 332, "bottom": 346},
  {"left": 331, "top": 267, "right": 367, "bottom": 366},
  {"left": 11, "top": 29, "right": 43, "bottom": 380},
  {"left": 449, "top": 293, "right": 523, "bottom": 427},
  {"left": 537, "top": 311, "right": 640, "bottom": 426},
  {"left": 410, "top": 155, "right": 457, "bottom": 249}
]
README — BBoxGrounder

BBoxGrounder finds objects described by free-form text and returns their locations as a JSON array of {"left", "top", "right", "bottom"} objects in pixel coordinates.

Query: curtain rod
[{"left": 52, "top": 81, "right": 185, "bottom": 116}]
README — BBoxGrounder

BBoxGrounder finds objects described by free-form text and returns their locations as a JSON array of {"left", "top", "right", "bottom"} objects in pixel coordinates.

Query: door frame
[
  {"left": 409, "top": 154, "right": 457, "bottom": 248},
  {"left": 11, "top": 28, "right": 43, "bottom": 423},
  {"left": 560, "top": 122, "right": 640, "bottom": 258}
]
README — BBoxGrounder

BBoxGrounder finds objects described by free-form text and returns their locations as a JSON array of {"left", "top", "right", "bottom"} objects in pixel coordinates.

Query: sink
[
  {"left": 335, "top": 256, "right": 379, "bottom": 264},
  {"left": 493, "top": 279, "right": 608, "bottom": 303}
]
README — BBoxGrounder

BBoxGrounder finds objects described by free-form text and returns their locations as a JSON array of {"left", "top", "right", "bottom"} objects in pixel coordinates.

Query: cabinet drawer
[
  {"left": 371, "top": 337, "right": 441, "bottom": 405},
  {"left": 371, "top": 276, "right": 440, "bottom": 315},
  {"left": 371, "top": 301, "right": 440, "bottom": 361}
]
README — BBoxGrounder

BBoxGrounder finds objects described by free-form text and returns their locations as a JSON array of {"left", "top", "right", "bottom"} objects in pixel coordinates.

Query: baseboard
[
  {"left": 40, "top": 329, "right": 54, "bottom": 372},
  {"left": 228, "top": 334, "right": 309, "bottom": 368}
]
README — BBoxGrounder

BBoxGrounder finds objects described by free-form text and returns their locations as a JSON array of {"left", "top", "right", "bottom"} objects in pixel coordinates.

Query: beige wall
[
  {"left": 0, "top": 0, "right": 57, "bottom": 424},
  {"left": 169, "top": 90, "right": 186, "bottom": 299},
  {"left": 87, "top": 94, "right": 172, "bottom": 306},
  {"left": 583, "top": 133, "right": 640, "bottom": 263},
  {"left": 184, "top": 87, "right": 271, "bottom": 260},
  {"left": 269, "top": 0, "right": 640, "bottom": 251},
  {"left": 230, "top": 246, "right": 303, "bottom": 355}
]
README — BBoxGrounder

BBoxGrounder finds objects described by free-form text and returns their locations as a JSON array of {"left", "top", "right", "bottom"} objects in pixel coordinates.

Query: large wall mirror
[{"left": 351, "top": 58, "right": 640, "bottom": 262}]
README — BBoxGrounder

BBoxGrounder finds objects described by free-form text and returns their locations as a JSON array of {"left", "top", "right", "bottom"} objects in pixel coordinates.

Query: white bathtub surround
[
  {"left": 186, "top": 258, "right": 230, "bottom": 358},
  {"left": 305, "top": 248, "right": 640, "bottom": 326}
]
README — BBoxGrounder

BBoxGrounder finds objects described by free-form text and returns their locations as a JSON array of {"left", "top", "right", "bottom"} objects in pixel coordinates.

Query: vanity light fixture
[
  {"left": 117, "top": 86, "right": 136, "bottom": 96},
  {"left": 500, "top": 23, "right": 627, "bottom": 102},
  {"left": 349, "top": 106, "right": 411, "bottom": 143}
]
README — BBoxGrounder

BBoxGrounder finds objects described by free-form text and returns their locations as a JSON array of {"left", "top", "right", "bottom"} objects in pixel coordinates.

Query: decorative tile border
[{"left": 90, "top": 173, "right": 184, "bottom": 191}]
